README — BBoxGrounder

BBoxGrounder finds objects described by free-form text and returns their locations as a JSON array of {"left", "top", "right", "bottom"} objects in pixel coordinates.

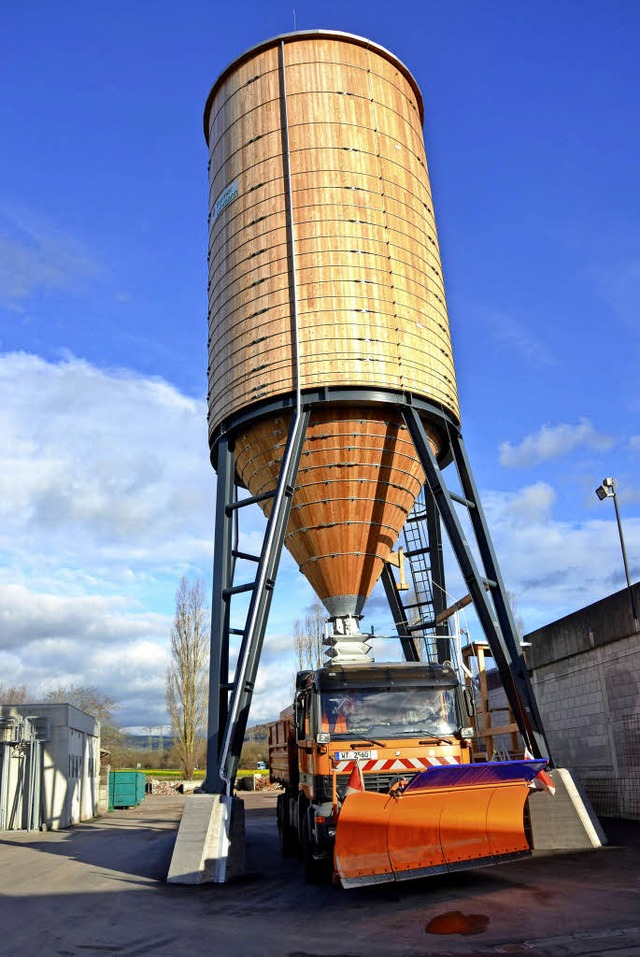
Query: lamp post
[{"left": 595, "top": 477, "right": 639, "bottom": 631}]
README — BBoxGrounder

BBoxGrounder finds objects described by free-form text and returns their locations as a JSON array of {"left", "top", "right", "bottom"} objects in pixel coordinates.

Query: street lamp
[{"left": 595, "top": 477, "right": 639, "bottom": 630}]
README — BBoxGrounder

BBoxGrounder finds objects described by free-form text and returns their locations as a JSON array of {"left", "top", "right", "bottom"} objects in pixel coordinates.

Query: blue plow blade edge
[{"left": 404, "top": 758, "right": 548, "bottom": 791}]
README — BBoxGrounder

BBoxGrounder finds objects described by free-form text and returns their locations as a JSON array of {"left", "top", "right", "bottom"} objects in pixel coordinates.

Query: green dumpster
[{"left": 108, "top": 770, "right": 146, "bottom": 810}]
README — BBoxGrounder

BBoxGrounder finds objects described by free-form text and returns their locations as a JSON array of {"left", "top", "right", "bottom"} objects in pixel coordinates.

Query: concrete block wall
[
  {"left": 529, "top": 631, "right": 639, "bottom": 819},
  {"left": 486, "top": 583, "right": 640, "bottom": 821}
]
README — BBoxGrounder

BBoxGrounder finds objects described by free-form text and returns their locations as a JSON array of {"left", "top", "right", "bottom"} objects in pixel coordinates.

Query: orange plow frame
[{"left": 334, "top": 760, "right": 547, "bottom": 888}]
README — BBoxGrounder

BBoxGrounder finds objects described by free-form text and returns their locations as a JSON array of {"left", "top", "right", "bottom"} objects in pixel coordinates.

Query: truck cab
[{"left": 270, "top": 661, "right": 474, "bottom": 880}]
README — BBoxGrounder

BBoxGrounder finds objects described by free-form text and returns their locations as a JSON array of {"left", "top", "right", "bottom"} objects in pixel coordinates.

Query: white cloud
[
  {"left": 249, "top": 650, "right": 298, "bottom": 724},
  {"left": 596, "top": 257, "right": 640, "bottom": 331},
  {"left": 0, "top": 208, "right": 100, "bottom": 306},
  {"left": 0, "top": 581, "right": 173, "bottom": 726},
  {"left": 0, "top": 584, "right": 150, "bottom": 648},
  {"left": 503, "top": 481, "right": 556, "bottom": 521},
  {"left": 481, "top": 484, "right": 640, "bottom": 632},
  {"left": 0, "top": 351, "right": 306, "bottom": 729},
  {"left": 485, "top": 311, "right": 556, "bottom": 368},
  {"left": 0, "top": 352, "right": 220, "bottom": 726},
  {"left": 0, "top": 352, "right": 214, "bottom": 568},
  {"left": 499, "top": 417, "right": 614, "bottom": 468}
]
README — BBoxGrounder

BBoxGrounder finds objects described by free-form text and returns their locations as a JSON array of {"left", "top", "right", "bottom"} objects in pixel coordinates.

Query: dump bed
[{"left": 268, "top": 707, "right": 297, "bottom": 788}]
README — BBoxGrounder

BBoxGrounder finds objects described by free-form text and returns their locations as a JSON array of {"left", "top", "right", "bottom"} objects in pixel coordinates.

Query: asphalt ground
[{"left": 0, "top": 792, "right": 639, "bottom": 957}]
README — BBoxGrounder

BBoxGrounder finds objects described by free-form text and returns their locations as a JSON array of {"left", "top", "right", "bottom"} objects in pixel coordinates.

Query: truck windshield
[{"left": 320, "top": 686, "right": 458, "bottom": 738}]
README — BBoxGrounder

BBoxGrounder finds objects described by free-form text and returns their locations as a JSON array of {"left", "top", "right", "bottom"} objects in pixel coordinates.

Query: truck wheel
[
  {"left": 302, "top": 810, "right": 331, "bottom": 884},
  {"left": 277, "top": 793, "right": 297, "bottom": 857}
]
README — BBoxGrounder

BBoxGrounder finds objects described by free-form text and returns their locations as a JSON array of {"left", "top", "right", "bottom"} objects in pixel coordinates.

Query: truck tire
[
  {"left": 277, "top": 793, "right": 297, "bottom": 857},
  {"left": 302, "top": 808, "right": 331, "bottom": 884}
]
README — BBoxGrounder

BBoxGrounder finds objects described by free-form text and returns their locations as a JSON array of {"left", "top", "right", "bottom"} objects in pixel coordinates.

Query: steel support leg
[
  {"left": 403, "top": 407, "right": 552, "bottom": 761},
  {"left": 204, "top": 433, "right": 236, "bottom": 795},
  {"left": 449, "top": 430, "right": 550, "bottom": 757},
  {"left": 218, "top": 409, "right": 310, "bottom": 790}
]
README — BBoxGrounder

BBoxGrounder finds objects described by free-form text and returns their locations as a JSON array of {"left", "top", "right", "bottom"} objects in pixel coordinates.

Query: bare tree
[
  {"left": 166, "top": 576, "right": 209, "bottom": 780},
  {"left": 43, "top": 685, "right": 122, "bottom": 750},
  {"left": 0, "top": 684, "right": 29, "bottom": 704},
  {"left": 44, "top": 684, "right": 117, "bottom": 722},
  {"left": 293, "top": 597, "right": 326, "bottom": 671}
]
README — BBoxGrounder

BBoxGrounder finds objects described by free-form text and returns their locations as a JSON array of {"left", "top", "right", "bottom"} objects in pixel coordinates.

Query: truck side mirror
[
  {"left": 295, "top": 695, "right": 306, "bottom": 740},
  {"left": 463, "top": 688, "right": 476, "bottom": 718}
]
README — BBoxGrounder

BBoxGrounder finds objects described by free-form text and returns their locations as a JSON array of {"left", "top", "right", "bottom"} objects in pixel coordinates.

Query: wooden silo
[
  {"left": 205, "top": 31, "right": 460, "bottom": 619},
  {"left": 203, "top": 31, "right": 551, "bottom": 802}
]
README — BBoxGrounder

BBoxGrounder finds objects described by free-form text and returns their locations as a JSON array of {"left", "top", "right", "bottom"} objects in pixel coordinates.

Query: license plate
[{"left": 334, "top": 750, "right": 378, "bottom": 761}]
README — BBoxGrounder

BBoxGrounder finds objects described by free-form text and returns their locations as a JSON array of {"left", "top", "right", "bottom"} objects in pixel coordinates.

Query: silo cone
[
  {"left": 205, "top": 31, "right": 460, "bottom": 619},
  {"left": 234, "top": 407, "right": 442, "bottom": 617}
]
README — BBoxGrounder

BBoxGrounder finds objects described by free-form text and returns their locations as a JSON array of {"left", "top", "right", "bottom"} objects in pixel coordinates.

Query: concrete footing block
[
  {"left": 528, "top": 768, "right": 607, "bottom": 851},
  {"left": 166, "top": 793, "right": 245, "bottom": 884}
]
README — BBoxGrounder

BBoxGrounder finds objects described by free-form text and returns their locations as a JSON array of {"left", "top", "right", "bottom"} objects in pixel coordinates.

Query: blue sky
[{"left": 1, "top": 2, "right": 638, "bottom": 729}]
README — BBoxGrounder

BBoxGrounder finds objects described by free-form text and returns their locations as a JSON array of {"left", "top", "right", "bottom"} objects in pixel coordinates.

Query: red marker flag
[
  {"left": 524, "top": 747, "right": 556, "bottom": 796},
  {"left": 534, "top": 767, "right": 556, "bottom": 796},
  {"left": 345, "top": 757, "right": 365, "bottom": 796}
]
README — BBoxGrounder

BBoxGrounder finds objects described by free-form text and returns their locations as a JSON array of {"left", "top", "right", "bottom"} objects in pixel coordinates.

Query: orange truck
[{"left": 268, "top": 660, "right": 548, "bottom": 887}]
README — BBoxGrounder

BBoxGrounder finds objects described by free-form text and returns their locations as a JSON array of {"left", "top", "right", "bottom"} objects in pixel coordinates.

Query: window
[{"left": 320, "top": 686, "right": 458, "bottom": 737}]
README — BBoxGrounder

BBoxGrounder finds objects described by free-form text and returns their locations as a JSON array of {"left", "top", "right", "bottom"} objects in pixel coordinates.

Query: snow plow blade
[{"left": 334, "top": 759, "right": 548, "bottom": 888}]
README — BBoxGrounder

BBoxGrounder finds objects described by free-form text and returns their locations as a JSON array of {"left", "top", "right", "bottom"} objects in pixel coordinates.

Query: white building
[{"left": 0, "top": 703, "right": 100, "bottom": 830}]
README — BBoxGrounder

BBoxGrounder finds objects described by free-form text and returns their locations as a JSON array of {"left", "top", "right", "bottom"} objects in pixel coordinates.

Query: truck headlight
[
  {"left": 460, "top": 727, "right": 475, "bottom": 739},
  {"left": 316, "top": 732, "right": 330, "bottom": 744}
]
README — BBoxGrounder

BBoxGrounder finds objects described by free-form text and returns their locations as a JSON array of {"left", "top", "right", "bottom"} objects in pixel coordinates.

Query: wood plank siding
[{"left": 205, "top": 32, "right": 460, "bottom": 613}]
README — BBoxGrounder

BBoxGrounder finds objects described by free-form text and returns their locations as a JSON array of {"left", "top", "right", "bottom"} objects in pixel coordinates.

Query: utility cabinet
[{"left": 0, "top": 703, "right": 99, "bottom": 830}]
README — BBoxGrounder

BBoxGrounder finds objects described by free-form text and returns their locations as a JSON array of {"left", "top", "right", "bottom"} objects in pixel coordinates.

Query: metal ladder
[
  {"left": 205, "top": 410, "right": 310, "bottom": 794},
  {"left": 400, "top": 490, "right": 439, "bottom": 662}
]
